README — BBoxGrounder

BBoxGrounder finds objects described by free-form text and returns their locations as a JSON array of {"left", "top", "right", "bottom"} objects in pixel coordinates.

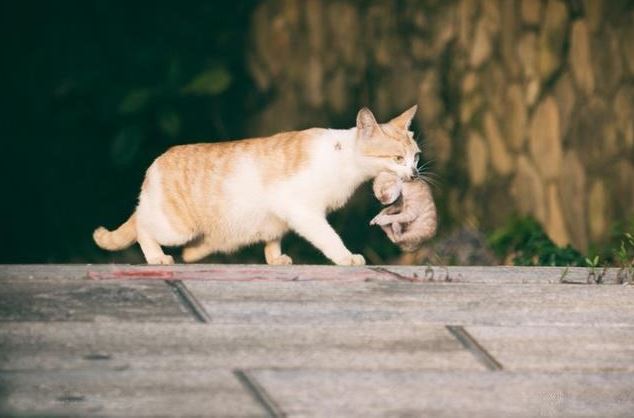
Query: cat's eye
[
  {"left": 393, "top": 155, "right": 405, "bottom": 164},
  {"left": 414, "top": 152, "right": 421, "bottom": 165}
]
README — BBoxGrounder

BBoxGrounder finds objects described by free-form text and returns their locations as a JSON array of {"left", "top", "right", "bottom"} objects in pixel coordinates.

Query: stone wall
[{"left": 245, "top": 0, "right": 634, "bottom": 251}]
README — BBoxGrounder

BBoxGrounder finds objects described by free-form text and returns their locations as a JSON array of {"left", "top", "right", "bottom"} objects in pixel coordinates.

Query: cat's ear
[
  {"left": 356, "top": 107, "right": 379, "bottom": 138},
  {"left": 389, "top": 105, "right": 418, "bottom": 130}
]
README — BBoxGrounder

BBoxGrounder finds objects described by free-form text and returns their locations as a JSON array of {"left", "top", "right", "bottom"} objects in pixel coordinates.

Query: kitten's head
[
  {"left": 373, "top": 172, "right": 402, "bottom": 205},
  {"left": 355, "top": 105, "right": 421, "bottom": 180}
]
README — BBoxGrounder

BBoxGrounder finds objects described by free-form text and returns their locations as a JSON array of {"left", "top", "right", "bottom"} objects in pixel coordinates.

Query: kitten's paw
[
  {"left": 370, "top": 215, "right": 387, "bottom": 226},
  {"left": 147, "top": 255, "right": 175, "bottom": 265},
  {"left": 268, "top": 254, "right": 293, "bottom": 266},
  {"left": 336, "top": 254, "right": 366, "bottom": 266}
]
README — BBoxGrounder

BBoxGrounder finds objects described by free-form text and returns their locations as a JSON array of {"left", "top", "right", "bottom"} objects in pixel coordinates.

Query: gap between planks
[
  {"left": 234, "top": 369, "right": 286, "bottom": 418},
  {"left": 165, "top": 280, "right": 211, "bottom": 323},
  {"left": 446, "top": 325, "right": 503, "bottom": 371}
]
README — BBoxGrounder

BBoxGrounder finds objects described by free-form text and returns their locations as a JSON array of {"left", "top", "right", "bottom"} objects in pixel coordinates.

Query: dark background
[
  {"left": 2, "top": 2, "right": 256, "bottom": 262},
  {"left": 0, "top": 1, "right": 392, "bottom": 264},
  {"left": 3, "top": 1, "right": 633, "bottom": 266}
]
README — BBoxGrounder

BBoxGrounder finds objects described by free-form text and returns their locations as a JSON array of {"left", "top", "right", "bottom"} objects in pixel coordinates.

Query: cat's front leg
[
  {"left": 264, "top": 239, "right": 293, "bottom": 265},
  {"left": 280, "top": 207, "right": 365, "bottom": 266}
]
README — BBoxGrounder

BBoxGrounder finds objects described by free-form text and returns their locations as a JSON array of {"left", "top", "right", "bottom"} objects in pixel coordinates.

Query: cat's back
[{"left": 152, "top": 128, "right": 324, "bottom": 179}]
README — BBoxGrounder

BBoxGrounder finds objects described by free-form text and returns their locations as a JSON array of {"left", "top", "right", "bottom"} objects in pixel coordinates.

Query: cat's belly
[{"left": 201, "top": 210, "right": 288, "bottom": 252}]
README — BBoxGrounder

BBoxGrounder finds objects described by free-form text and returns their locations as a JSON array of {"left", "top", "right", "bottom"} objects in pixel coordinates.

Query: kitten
[
  {"left": 94, "top": 106, "right": 421, "bottom": 265},
  {"left": 370, "top": 172, "right": 437, "bottom": 252}
]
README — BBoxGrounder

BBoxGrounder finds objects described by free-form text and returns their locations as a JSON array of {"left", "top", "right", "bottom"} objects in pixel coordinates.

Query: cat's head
[
  {"left": 355, "top": 105, "right": 421, "bottom": 180},
  {"left": 373, "top": 172, "right": 403, "bottom": 205}
]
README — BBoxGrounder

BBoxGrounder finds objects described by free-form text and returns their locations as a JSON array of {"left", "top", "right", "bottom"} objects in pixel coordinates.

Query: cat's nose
[{"left": 409, "top": 168, "right": 417, "bottom": 178}]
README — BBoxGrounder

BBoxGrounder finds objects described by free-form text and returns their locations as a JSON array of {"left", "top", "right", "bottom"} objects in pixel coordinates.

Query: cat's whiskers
[{"left": 414, "top": 159, "right": 440, "bottom": 187}]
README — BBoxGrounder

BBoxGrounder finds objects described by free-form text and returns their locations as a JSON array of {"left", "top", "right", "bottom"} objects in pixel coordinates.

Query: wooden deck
[{"left": 1, "top": 264, "right": 633, "bottom": 417}]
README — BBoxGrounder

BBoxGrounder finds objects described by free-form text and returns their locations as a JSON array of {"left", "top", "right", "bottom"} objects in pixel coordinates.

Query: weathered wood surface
[
  {"left": 250, "top": 370, "right": 634, "bottom": 417},
  {"left": 0, "top": 278, "right": 193, "bottom": 322},
  {"left": 0, "top": 370, "right": 263, "bottom": 417},
  {"left": 184, "top": 281, "right": 634, "bottom": 326},
  {"left": 466, "top": 326, "right": 634, "bottom": 372},
  {"left": 0, "top": 264, "right": 633, "bottom": 417},
  {"left": 1, "top": 263, "right": 630, "bottom": 284},
  {"left": 0, "top": 323, "right": 482, "bottom": 372}
]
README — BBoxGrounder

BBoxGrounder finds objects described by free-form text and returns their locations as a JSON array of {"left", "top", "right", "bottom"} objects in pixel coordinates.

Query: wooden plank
[
  {"left": 385, "top": 265, "right": 629, "bottom": 284},
  {"left": 0, "top": 279, "right": 193, "bottom": 322},
  {"left": 0, "top": 323, "right": 482, "bottom": 371},
  {"left": 466, "top": 326, "right": 634, "bottom": 372},
  {"left": 1, "top": 264, "right": 628, "bottom": 284},
  {"left": 0, "top": 369, "right": 263, "bottom": 417},
  {"left": 183, "top": 281, "right": 634, "bottom": 326},
  {"left": 249, "top": 369, "right": 634, "bottom": 417}
]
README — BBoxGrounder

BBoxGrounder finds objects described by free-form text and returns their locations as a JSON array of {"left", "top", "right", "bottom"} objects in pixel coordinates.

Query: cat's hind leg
[
  {"left": 137, "top": 227, "right": 174, "bottom": 265},
  {"left": 264, "top": 239, "right": 293, "bottom": 265},
  {"left": 182, "top": 236, "right": 214, "bottom": 263}
]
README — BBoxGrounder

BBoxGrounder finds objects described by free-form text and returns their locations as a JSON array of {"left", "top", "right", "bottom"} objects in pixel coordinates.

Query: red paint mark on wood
[
  {"left": 88, "top": 269, "right": 174, "bottom": 280},
  {"left": 87, "top": 266, "right": 428, "bottom": 283}
]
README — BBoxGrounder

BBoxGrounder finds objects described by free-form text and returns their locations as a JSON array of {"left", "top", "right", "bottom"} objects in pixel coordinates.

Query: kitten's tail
[{"left": 93, "top": 213, "right": 137, "bottom": 251}]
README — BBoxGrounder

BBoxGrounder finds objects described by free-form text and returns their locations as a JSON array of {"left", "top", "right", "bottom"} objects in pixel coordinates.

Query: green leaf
[
  {"left": 159, "top": 111, "right": 181, "bottom": 138},
  {"left": 118, "top": 89, "right": 152, "bottom": 114},
  {"left": 110, "top": 127, "right": 142, "bottom": 167},
  {"left": 182, "top": 66, "right": 232, "bottom": 96}
]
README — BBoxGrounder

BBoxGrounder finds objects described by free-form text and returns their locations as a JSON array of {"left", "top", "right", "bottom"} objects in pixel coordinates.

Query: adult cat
[{"left": 94, "top": 106, "right": 421, "bottom": 265}]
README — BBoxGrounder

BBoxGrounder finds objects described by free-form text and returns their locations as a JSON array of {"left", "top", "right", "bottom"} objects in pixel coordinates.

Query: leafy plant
[{"left": 488, "top": 216, "right": 586, "bottom": 267}]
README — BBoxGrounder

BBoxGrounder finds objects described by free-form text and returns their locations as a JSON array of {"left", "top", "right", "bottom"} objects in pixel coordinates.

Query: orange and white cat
[{"left": 94, "top": 106, "right": 421, "bottom": 265}]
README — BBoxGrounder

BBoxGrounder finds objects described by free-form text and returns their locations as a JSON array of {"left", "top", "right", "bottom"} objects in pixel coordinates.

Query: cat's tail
[{"left": 93, "top": 213, "right": 137, "bottom": 251}]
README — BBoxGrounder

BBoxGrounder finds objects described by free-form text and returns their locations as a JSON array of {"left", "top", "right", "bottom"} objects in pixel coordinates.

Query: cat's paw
[
  {"left": 268, "top": 254, "right": 293, "bottom": 265},
  {"left": 335, "top": 253, "right": 366, "bottom": 266},
  {"left": 147, "top": 255, "right": 175, "bottom": 265}
]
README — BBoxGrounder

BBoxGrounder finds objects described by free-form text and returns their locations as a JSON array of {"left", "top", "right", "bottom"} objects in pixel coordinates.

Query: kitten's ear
[
  {"left": 389, "top": 105, "right": 418, "bottom": 130},
  {"left": 356, "top": 107, "right": 379, "bottom": 138}
]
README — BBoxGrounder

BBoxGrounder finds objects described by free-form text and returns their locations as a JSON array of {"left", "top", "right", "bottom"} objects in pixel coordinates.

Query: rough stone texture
[
  {"left": 512, "top": 156, "right": 546, "bottom": 224},
  {"left": 623, "top": 22, "right": 634, "bottom": 76},
  {"left": 246, "top": 0, "right": 634, "bottom": 250},
  {"left": 613, "top": 160, "right": 634, "bottom": 216},
  {"left": 484, "top": 112, "right": 513, "bottom": 176},
  {"left": 592, "top": 27, "right": 623, "bottom": 94},
  {"left": 426, "top": 127, "right": 452, "bottom": 166},
  {"left": 529, "top": 97, "right": 563, "bottom": 181},
  {"left": 521, "top": 0, "right": 542, "bottom": 25},
  {"left": 500, "top": 0, "right": 521, "bottom": 78},
  {"left": 588, "top": 180, "right": 608, "bottom": 242},
  {"left": 583, "top": 0, "right": 604, "bottom": 33},
  {"left": 467, "top": 131, "right": 488, "bottom": 186},
  {"left": 559, "top": 151, "right": 589, "bottom": 250},
  {"left": 417, "top": 70, "right": 443, "bottom": 127},
  {"left": 518, "top": 32, "right": 538, "bottom": 80},
  {"left": 537, "top": 0, "right": 569, "bottom": 81},
  {"left": 614, "top": 85, "right": 634, "bottom": 148},
  {"left": 571, "top": 98, "right": 620, "bottom": 167},
  {"left": 470, "top": 18, "right": 493, "bottom": 68},
  {"left": 545, "top": 184, "right": 570, "bottom": 246},
  {"left": 553, "top": 73, "right": 576, "bottom": 137},
  {"left": 569, "top": 20, "right": 595, "bottom": 95},
  {"left": 503, "top": 84, "right": 528, "bottom": 151}
]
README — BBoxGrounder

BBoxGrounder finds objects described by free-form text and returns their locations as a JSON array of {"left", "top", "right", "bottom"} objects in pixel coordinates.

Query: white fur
[
  {"left": 136, "top": 128, "right": 384, "bottom": 265},
  {"left": 136, "top": 163, "right": 193, "bottom": 246}
]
